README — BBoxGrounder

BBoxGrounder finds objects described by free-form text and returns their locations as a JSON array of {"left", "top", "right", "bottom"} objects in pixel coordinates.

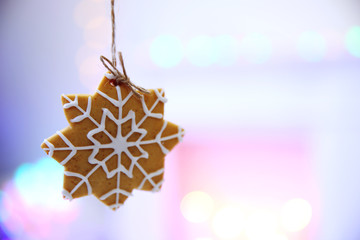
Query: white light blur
[
  {"left": 271, "top": 234, "right": 289, "bottom": 240},
  {"left": 195, "top": 238, "right": 213, "bottom": 240},
  {"left": 150, "top": 35, "right": 184, "bottom": 68},
  {"left": 240, "top": 33, "right": 272, "bottom": 64},
  {"left": 246, "top": 210, "right": 279, "bottom": 240},
  {"left": 257, "top": 233, "right": 289, "bottom": 240},
  {"left": 180, "top": 191, "right": 214, "bottom": 223},
  {"left": 281, "top": 198, "right": 312, "bottom": 232},
  {"left": 186, "top": 35, "right": 217, "bottom": 67},
  {"left": 297, "top": 32, "right": 327, "bottom": 62},
  {"left": 212, "top": 206, "right": 245, "bottom": 239}
]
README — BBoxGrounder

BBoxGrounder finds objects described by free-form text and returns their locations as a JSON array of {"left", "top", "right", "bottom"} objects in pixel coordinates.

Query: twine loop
[
  {"left": 100, "top": 52, "right": 149, "bottom": 98},
  {"left": 100, "top": 0, "right": 149, "bottom": 99}
]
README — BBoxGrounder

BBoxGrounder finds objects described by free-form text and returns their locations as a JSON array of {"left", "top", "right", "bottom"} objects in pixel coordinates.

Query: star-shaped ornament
[{"left": 41, "top": 74, "right": 184, "bottom": 210}]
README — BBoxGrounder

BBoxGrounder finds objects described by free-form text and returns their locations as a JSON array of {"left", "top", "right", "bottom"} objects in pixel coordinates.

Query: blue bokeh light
[
  {"left": 186, "top": 35, "right": 218, "bottom": 67},
  {"left": 213, "top": 35, "right": 239, "bottom": 66},
  {"left": 150, "top": 35, "right": 184, "bottom": 68},
  {"left": 297, "top": 32, "right": 327, "bottom": 62},
  {"left": 346, "top": 26, "right": 360, "bottom": 58},
  {"left": 14, "top": 158, "right": 65, "bottom": 208}
]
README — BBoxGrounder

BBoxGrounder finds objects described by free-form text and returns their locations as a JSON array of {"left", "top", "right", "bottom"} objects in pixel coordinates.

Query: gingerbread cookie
[{"left": 41, "top": 74, "right": 184, "bottom": 210}]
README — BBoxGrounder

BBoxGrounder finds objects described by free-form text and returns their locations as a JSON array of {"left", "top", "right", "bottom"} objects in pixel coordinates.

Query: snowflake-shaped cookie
[{"left": 41, "top": 75, "right": 184, "bottom": 210}]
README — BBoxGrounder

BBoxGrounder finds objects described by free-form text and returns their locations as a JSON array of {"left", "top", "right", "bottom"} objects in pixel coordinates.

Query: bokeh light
[
  {"left": 281, "top": 198, "right": 312, "bottom": 232},
  {"left": 212, "top": 206, "right": 245, "bottom": 239},
  {"left": 240, "top": 33, "right": 272, "bottom": 64},
  {"left": 74, "top": 0, "right": 110, "bottom": 91},
  {"left": 186, "top": 35, "right": 217, "bottom": 67},
  {"left": 245, "top": 210, "right": 279, "bottom": 240},
  {"left": 73, "top": 0, "right": 107, "bottom": 28},
  {"left": 75, "top": 45, "right": 100, "bottom": 67},
  {"left": 271, "top": 234, "right": 289, "bottom": 240},
  {"left": 14, "top": 158, "right": 66, "bottom": 208},
  {"left": 0, "top": 158, "right": 78, "bottom": 240},
  {"left": 83, "top": 16, "right": 111, "bottom": 50},
  {"left": 346, "top": 26, "right": 360, "bottom": 58},
  {"left": 297, "top": 32, "right": 327, "bottom": 62},
  {"left": 180, "top": 191, "right": 214, "bottom": 223},
  {"left": 78, "top": 55, "right": 104, "bottom": 91},
  {"left": 150, "top": 35, "right": 184, "bottom": 68},
  {"left": 213, "top": 35, "right": 239, "bottom": 66}
]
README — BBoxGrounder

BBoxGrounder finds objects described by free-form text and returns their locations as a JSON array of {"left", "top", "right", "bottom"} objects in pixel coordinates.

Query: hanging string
[
  {"left": 100, "top": 0, "right": 149, "bottom": 98},
  {"left": 100, "top": 53, "right": 148, "bottom": 98},
  {"left": 111, "top": 0, "right": 116, "bottom": 66}
]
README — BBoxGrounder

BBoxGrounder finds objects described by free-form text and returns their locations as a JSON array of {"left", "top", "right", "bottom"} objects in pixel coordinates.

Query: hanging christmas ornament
[{"left": 41, "top": 0, "right": 184, "bottom": 210}]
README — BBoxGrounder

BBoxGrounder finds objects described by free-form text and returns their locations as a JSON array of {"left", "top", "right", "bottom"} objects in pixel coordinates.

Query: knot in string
[{"left": 100, "top": 52, "right": 150, "bottom": 99}]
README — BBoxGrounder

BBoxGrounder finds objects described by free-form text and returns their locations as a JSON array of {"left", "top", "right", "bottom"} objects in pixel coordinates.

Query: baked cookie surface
[{"left": 41, "top": 75, "right": 184, "bottom": 210}]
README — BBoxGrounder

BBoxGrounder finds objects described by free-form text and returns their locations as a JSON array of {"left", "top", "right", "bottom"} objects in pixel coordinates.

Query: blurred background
[{"left": 1, "top": 0, "right": 360, "bottom": 239}]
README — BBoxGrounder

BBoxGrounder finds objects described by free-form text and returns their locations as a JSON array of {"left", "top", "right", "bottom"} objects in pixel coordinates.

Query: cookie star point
[{"left": 41, "top": 74, "right": 184, "bottom": 209}]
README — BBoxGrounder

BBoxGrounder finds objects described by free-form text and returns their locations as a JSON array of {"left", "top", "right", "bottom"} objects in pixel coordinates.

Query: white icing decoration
[
  {"left": 43, "top": 139, "right": 54, "bottom": 157},
  {"left": 62, "top": 189, "right": 73, "bottom": 201},
  {"left": 105, "top": 72, "right": 117, "bottom": 80},
  {"left": 154, "top": 89, "right": 168, "bottom": 103},
  {"left": 70, "top": 97, "right": 92, "bottom": 123},
  {"left": 138, "top": 168, "right": 164, "bottom": 191},
  {"left": 100, "top": 189, "right": 132, "bottom": 200},
  {"left": 64, "top": 171, "right": 92, "bottom": 195},
  {"left": 109, "top": 203, "right": 123, "bottom": 211},
  {"left": 43, "top": 81, "right": 185, "bottom": 209}
]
